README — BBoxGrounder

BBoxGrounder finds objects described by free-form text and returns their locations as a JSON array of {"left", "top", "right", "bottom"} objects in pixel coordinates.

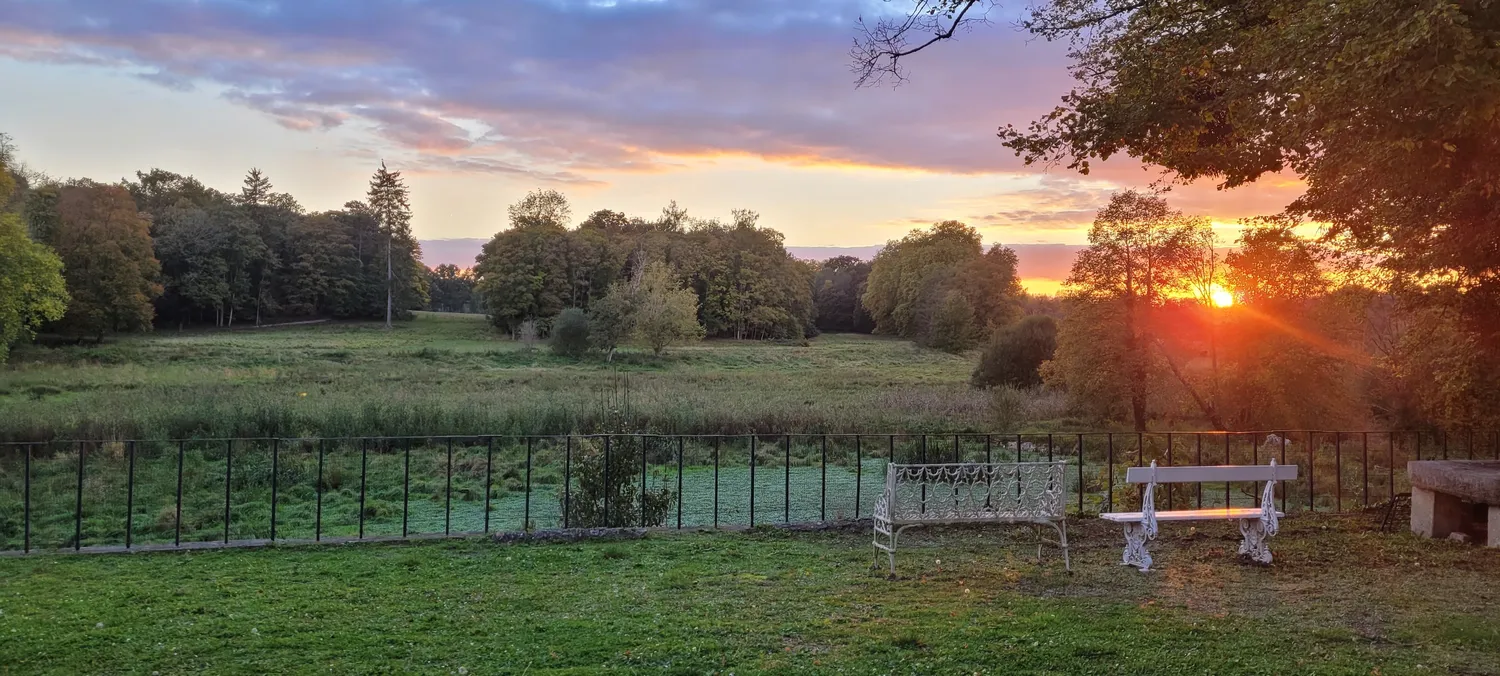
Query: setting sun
[{"left": 1210, "top": 285, "right": 1235, "bottom": 308}]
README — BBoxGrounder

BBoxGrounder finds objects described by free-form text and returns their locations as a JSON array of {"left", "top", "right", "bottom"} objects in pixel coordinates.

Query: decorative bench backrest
[
  {"left": 1122, "top": 460, "right": 1298, "bottom": 538},
  {"left": 884, "top": 462, "right": 1067, "bottom": 523}
]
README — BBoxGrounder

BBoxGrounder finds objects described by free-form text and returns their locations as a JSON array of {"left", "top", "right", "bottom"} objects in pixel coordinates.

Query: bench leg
[
  {"left": 1121, "top": 522, "right": 1152, "bottom": 572},
  {"left": 1042, "top": 519, "right": 1071, "bottom": 572},
  {"left": 1238, "top": 518, "right": 1273, "bottom": 564}
]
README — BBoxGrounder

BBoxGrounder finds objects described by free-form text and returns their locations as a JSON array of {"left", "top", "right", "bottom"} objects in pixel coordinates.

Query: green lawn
[
  {"left": 0, "top": 312, "right": 1026, "bottom": 441},
  {"left": 1, "top": 514, "right": 1495, "bottom": 674}
]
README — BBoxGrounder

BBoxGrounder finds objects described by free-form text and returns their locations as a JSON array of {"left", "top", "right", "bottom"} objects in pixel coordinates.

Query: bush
[
  {"left": 971, "top": 315, "right": 1058, "bottom": 388},
  {"left": 550, "top": 308, "right": 591, "bottom": 358},
  {"left": 558, "top": 437, "right": 674, "bottom": 528}
]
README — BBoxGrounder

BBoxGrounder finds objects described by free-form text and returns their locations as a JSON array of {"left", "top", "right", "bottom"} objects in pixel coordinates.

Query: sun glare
[{"left": 1209, "top": 285, "right": 1235, "bottom": 308}]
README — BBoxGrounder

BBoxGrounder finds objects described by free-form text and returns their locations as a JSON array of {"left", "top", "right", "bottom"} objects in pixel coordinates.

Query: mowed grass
[
  {"left": 0, "top": 514, "right": 1496, "bottom": 674},
  {"left": 0, "top": 312, "right": 1024, "bottom": 441}
]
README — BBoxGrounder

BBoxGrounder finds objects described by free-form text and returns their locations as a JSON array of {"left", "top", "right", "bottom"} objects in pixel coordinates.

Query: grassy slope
[
  {"left": 0, "top": 515, "right": 1495, "bottom": 674},
  {"left": 0, "top": 313, "right": 1018, "bottom": 441}
]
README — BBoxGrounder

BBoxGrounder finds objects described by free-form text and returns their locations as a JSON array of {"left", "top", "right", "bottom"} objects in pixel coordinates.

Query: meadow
[
  {"left": 0, "top": 312, "right": 1036, "bottom": 442},
  {"left": 1, "top": 515, "right": 1496, "bottom": 674}
]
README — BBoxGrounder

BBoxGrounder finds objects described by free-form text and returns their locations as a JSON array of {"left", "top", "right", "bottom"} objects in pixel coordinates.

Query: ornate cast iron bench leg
[
  {"left": 1238, "top": 518, "right": 1273, "bottom": 564},
  {"left": 1121, "top": 521, "right": 1152, "bottom": 572}
]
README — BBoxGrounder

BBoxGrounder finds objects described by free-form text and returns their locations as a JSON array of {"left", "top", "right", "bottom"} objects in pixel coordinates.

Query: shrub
[
  {"left": 550, "top": 308, "right": 591, "bottom": 358},
  {"left": 558, "top": 436, "right": 674, "bottom": 528},
  {"left": 972, "top": 314, "right": 1058, "bottom": 389}
]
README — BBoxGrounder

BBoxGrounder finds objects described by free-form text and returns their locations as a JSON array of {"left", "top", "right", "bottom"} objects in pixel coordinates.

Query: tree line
[{"left": 0, "top": 133, "right": 427, "bottom": 346}]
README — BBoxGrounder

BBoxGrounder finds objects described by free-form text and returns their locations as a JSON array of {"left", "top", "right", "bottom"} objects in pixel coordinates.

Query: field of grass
[
  {"left": 0, "top": 312, "right": 1043, "bottom": 442},
  {"left": 1, "top": 514, "right": 1496, "bottom": 674}
]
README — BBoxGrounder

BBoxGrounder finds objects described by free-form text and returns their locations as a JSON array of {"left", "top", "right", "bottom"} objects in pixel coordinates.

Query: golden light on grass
[{"left": 1210, "top": 284, "right": 1235, "bottom": 308}]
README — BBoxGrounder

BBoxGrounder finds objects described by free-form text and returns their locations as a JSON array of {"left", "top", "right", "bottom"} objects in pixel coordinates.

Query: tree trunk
[{"left": 385, "top": 232, "right": 394, "bottom": 329}]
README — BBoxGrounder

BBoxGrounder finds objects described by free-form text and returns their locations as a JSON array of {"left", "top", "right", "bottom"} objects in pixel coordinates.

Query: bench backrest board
[
  {"left": 886, "top": 462, "right": 1066, "bottom": 521},
  {"left": 1123, "top": 464, "right": 1298, "bottom": 484}
]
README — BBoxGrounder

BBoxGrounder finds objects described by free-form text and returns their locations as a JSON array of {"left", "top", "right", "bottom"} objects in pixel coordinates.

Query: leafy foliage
[
  {"left": 1051, "top": 192, "right": 1214, "bottom": 430},
  {"left": 0, "top": 213, "right": 68, "bottom": 362},
  {"left": 812, "top": 255, "right": 874, "bottom": 333},
  {"left": 426, "top": 264, "right": 477, "bottom": 313},
  {"left": 972, "top": 315, "right": 1057, "bottom": 389},
  {"left": 558, "top": 436, "right": 675, "bottom": 528},
  {"left": 634, "top": 261, "right": 705, "bottom": 356},
  {"left": 864, "top": 220, "right": 1024, "bottom": 350},
  {"left": 550, "top": 307, "right": 592, "bottom": 358},
  {"left": 31, "top": 182, "right": 161, "bottom": 341}
]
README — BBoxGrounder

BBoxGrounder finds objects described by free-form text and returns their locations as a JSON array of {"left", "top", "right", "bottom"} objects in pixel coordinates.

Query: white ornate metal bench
[
  {"left": 1101, "top": 460, "right": 1297, "bottom": 571},
  {"left": 872, "top": 461, "right": 1070, "bottom": 575}
]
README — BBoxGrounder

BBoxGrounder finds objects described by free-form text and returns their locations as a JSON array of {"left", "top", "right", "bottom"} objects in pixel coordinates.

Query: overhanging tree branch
[{"left": 850, "top": 0, "right": 989, "bottom": 87}]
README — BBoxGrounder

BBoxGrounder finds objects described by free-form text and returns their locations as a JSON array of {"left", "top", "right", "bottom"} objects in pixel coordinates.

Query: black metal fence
[{"left": 1, "top": 431, "right": 1493, "bottom": 554}]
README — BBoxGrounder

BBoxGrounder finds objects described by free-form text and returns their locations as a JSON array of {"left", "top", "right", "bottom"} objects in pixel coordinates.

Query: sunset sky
[{"left": 0, "top": 0, "right": 1309, "bottom": 290}]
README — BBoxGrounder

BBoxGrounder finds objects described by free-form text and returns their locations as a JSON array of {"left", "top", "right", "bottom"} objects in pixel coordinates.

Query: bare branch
[{"left": 850, "top": 0, "right": 991, "bottom": 88}]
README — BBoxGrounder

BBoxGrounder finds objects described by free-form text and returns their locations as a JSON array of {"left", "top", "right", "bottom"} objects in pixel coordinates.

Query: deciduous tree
[{"left": 34, "top": 182, "right": 161, "bottom": 341}]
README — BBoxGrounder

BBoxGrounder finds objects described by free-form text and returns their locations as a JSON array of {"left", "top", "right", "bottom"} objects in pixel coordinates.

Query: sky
[{"left": 0, "top": 0, "right": 1309, "bottom": 289}]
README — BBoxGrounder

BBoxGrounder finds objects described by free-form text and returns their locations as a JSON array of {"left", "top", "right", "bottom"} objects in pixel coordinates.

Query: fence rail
[{"left": 1, "top": 431, "right": 1493, "bottom": 554}]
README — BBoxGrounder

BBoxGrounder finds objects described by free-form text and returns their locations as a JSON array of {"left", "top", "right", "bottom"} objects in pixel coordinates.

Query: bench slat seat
[
  {"left": 1102, "top": 458, "right": 1297, "bottom": 571},
  {"left": 1101, "top": 508, "right": 1284, "bottom": 522}
]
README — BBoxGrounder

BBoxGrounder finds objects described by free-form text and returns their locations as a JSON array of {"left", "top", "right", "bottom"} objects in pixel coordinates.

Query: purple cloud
[{"left": 0, "top": 0, "right": 1075, "bottom": 178}]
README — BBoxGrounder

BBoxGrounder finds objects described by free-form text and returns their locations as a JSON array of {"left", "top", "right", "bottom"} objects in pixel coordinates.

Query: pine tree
[
  {"left": 240, "top": 168, "right": 271, "bottom": 207},
  {"left": 366, "top": 162, "right": 424, "bottom": 327}
]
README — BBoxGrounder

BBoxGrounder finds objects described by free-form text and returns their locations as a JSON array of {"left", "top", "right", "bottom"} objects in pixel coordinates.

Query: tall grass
[{"left": 1, "top": 314, "right": 994, "bottom": 441}]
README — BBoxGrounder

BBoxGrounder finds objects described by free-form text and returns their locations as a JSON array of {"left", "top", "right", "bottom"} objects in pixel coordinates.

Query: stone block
[
  {"left": 1490, "top": 505, "right": 1500, "bottom": 548},
  {"left": 1411, "top": 487, "right": 1467, "bottom": 539}
]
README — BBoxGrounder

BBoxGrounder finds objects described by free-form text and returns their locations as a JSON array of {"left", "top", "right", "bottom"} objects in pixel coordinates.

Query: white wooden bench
[
  {"left": 1101, "top": 460, "right": 1297, "bottom": 571},
  {"left": 872, "top": 461, "right": 1069, "bottom": 575}
]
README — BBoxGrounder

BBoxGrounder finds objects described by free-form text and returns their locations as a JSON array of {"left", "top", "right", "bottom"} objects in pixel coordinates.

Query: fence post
[
  {"left": 1196, "top": 434, "right": 1203, "bottom": 509},
  {"left": 641, "top": 436, "right": 649, "bottom": 529},
  {"left": 1140, "top": 432, "right": 1146, "bottom": 508},
  {"left": 75, "top": 442, "right": 85, "bottom": 551},
  {"left": 854, "top": 436, "right": 861, "bottom": 520},
  {"left": 1334, "top": 431, "right": 1342, "bottom": 512},
  {"left": 821, "top": 435, "right": 827, "bottom": 522},
  {"left": 445, "top": 438, "right": 454, "bottom": 536},
  {"left": 953, "top": 434, "right": 960, "bottom": 463},
  {"left": 1252, "top": 433, "right": 1259, "bottom": 508},
  {"left": 402, "top": 439, "right": 410, "bottom": 537},
  {"left": 1165, "top": 433, "right": 1173, "bottom": 508},
  {"left": 604, "top": 435, "right": 612, "bottom": 527},
  {"left": 316, "top": 439, "right": 324, "bottom": 541},
  {"left": 713, "top": 437, "right": 720, "bottom": 528},
  {"left": 525, "top": 436, "right": 533, "bottom": 532},
  {"left": 1308, "top": 431, "right": 1316, "bottom": 512},
  {"left": 223, "top": 439, "right": 234, "bottom": 544},
  {"left": 125, "top": 441, "right": 136, "bottom": 549},
  {"left": 270, "top": 438, "right": 279, "bottom": 541},
  {"left": 784, "top": 434, "right": 791, "bottom": 524},
  {"left": 677, "top": 437, "right": 684, "bottom": 529},
  {"left": 1280, "top": 433, "right": 1288, "bottom": 513},
  {"left": 563, "top": 436, "right": 572, "bottom": 530},
  {"left": 1106, "top": 433, "right": 1113, "bottom": 513},
  {"left": 23, "top": 444, "right": 32, "bottom": 553},
  {"left": 1362, "top": 432, "right": 1370, "bottom": 507},
  {"left": 1389, "top": 431, "right": 1396, "bottom": 503},
  {"left": 485, "top": 437, "right": 495, "bottom": 533},
  {"left": 1076, "top": 434, "right": 1084, "bottom": 514},
  {"left": 358, "top": 439, "right": 368, "bottom": 539},
  {"left": 176, "top": 440, "right": 185, "bottom": 547},
  {"left": 749, "top": 436, "right": 756, "bottom": 528},
  {"left": 1224, "top": 433, "right": 1231, "bottom": 509}
]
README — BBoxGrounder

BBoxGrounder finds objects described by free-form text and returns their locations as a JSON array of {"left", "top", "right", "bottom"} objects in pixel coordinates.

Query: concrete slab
[{"left": 1408, "top": 460, "right": 1500, "bottom": 504}]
